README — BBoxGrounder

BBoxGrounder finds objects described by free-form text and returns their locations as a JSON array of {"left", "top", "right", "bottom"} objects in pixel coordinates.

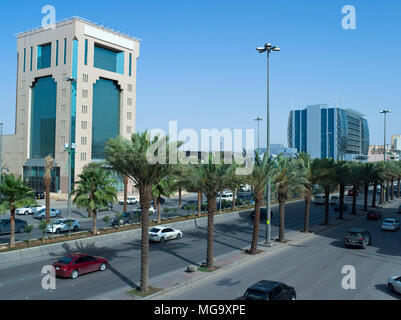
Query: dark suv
[
  {"left": 0, "top": 219, "right": 27, "bottom": 234},
  {"left": 242, "top": 280, "right": 296, "bottom": 300},
  {"left": 111, "top": 210, "right": 141, "bottom": 226},
  {"left": 344, "top": 228, "right": 371, "bottom": 249}
]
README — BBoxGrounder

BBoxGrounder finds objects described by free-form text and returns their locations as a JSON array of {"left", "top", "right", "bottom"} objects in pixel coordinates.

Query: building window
[
  {"left": 30, "top": 47, "right": 33, "bottom": 71},
  {"left": 80, "top": 153, "right": 87, "bottom": 161},
  {"left": 127, "top": 112, "right": 132, "bottom": 120},
  {"left": 127, "top": 126, "right": 131, "bottom": 134},
  {"left": 83, "top": 74, "right": 89, "bottom": 83},
  {"left": 60, "top": 104, "right": 66, "bottom": 113},
  {"left": 82, "top": 105, "right": 88, "bottom": 114},
  {"left": 64, "top": 38, "right": 67, "bottom": 65},
  {"left": 23, "top": 48, "right": 26, "bottom": 72},
  {"left": 82, "top": 89, "right": 88, "bottom": 98},
  {"left": 60, "top": 120, "right": 66, "bottom": 129},
  {"left": 55, "top": 40, "right": 59, "bottom": 66},
  {"left": 127, "top": 98, "right": 132, "bottom": 106},
  {"left": 81, "top": 121, "right": 87, "bottom": 129},
  {"left": 127, "top": 84, "right": 132, "bottom": 92},
  {"left": 60, "top": 136, "right": 65, "bottom": 145},
  {"left": 81, "top": 136, "right": 87, "bottom": 145},
  {"left": 93, "top": 44, "right": 124, "bottom": 74},
  {"left": 129, "top": 52, "right": 132, "bottom": 76},
  {"left": 62, "top": 88, "right": 66, "bottom": 97},
  {"left": 84, "top": 39, "right": 88, "bottom": 65},
  {"left": 37, "top": 43, "right": 51, "bottom": 70}
]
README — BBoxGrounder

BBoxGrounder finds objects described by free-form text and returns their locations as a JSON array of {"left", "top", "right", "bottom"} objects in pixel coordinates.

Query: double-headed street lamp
[
  {"left": 380, "top": 109, "right": 390, "bottom": 162},
  {"left": 253, "top": 117, "right": 262, "bottom": 151},
  {"left": 256, "top": 43, "right": 280, "bottom": 246}
]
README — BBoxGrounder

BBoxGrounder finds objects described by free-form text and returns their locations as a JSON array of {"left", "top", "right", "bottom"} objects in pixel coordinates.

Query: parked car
[
  {"left": 381, "top": 218, "right": 401, "bottom": 231},
  {"left": 46, "top": 218, "right": 80, "bottom": 234},
  {"left": 151, "top": 197, "right": 166, "bottom": 205},
  {"left": 347, "top": 188, "right": 359, "bottom": 196},
  {"left": 111, "top": 210, "right": 141, "bottom": 226},
  {"left": 0, "top": 219, "right": 27, "bottom": 234},
  {"left": 241, "top": 280, "right": 296, "bottom": 300},
  {"left": 250, "top": 208, "right": 273, "bottom": 220},
  {"left": 119, "top": 196, "right": 138, "bottom": 205},
  {"left": 16, "top": 204, "right": 45, "bottom": 215},
  {"left": 99, "top": 202, "right": 113, "bottom": 212},
  {"left": 366, "top": 210, "right": 382, "bottom": 220},
  {"left": 387, "top": 276, "right": 401, "bottom": 294},
  {"left": 184, "top": 200, "right": 208, "bottom": 211},
  {"left": 34, "top": 191, "right": 45, "bottom": 199},
  {"left": 137, "top": 204, "right": 155, "bottom": 214},
  {"left": 217, "top": 191, "right": 234, "bottom": 202},
  {"left": 52, "top": 253, "right": 108, "bottom": 279},
  {"left": 334, "top": 202, "right": 348, "bottom": 212},
  {"left": 398, "top": 205, "right": 401, "bottom": 214},
  {"left": 344, "top": 228, "right": 371, "bottom": 249},
  {"left": 33, "top": 208, "right": 61, "bottom": 219},
  {"left": 313, "top": 194, "right": 326, "bottom": 205},
  {"left": 330, "top": 195, "right": 339, "bottom": 205},
  {"left": 149, "top": 226, "right": 182, "bottom": 243}
]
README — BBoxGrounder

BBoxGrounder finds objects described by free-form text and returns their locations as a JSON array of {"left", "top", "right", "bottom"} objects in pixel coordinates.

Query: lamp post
[
  {"left": 380, "top": 109, "right": 390, "bottom": 161},
  {"left": 257, "top": 43, "right": 280, "bottom": 245},
  {"left": 253, "top": 117, "right": 262, "bottom": 152},
  {"left": 64, "top": 142, "right": 76, "bottom": 217}
]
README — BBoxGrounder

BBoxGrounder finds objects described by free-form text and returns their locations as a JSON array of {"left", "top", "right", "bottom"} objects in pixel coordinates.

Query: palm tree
[
  {"left": 105, "top": 132, "right": 182, "bottom": 292},
  {"left": 0, "top": 174, "right": 36, "bottom": 247},
  {"left": 272, "top": 156, "right": 308, "bottom": 242},
  {"left": 333, "top": 160, "right": 350, "bottom": 219},
  {"left": 187, "top": 153, "right": 232, "bottom": 268},
  {"left": 396, "top": 161, "right": 401, "bottom": 198},
  {"left": 71, "top": 162, "right": 117, "bottom": 234},
  {"left": 371, "top": 162, "right": 384, "bottom": 207},
  {"left": 247, "top": 151, "right": 275, "bottom": 254},
  {"left": 358, "top": 162, "right": 374, "bottom": 211},
  {"left": 296, "top": 152, "right": 314, "bottom": 233},
  {"left": 44, "top": 155, "right": 54, "bottom": 223},
  {"left": 312, "top": 158, "right": 337, "bottom": 225},
  {"left": 347, "top": 162, "right": 363, "bottom": 214},
  {"left": 152, "top": 176, "right": 175, "bottom": 223}
]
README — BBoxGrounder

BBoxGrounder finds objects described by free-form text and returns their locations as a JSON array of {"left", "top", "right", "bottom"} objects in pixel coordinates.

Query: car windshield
[
  {"left": 57, "top": 256, "right": 74, "bottom": 265},
  {"left": 244, "top": 290, "right": 267, "bottom": 300},
  {"left": 383, "top": 219, "right": 394, "bottom": 223},
  {"left": 347, "top": 232, "right": 361, "bottom": 236},
  {"left": 150, "top": 228, "right": 161, "bottom": 233},
  {"left": 53, "top": 219, "right": 64, "bottom": 225}
]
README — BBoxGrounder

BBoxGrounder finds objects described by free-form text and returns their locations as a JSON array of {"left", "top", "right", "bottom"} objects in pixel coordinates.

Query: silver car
[
  {"left": 33, "top": 208, "right": 61, "bottom": 219},
  {"left": 149, "top": 226, "right": 182, "bottom": 243},
  {"left": 46, "top": 218, "right": 80, "bottom": 234},
  {"left": 387, "top": 276, "right": 401, "bottom": 294},
  {"left": 16, "top": 204, "right": 45, "bottom": 215},
  {"left": 381, "top": 218, "right": 401, "bottom": 231}
]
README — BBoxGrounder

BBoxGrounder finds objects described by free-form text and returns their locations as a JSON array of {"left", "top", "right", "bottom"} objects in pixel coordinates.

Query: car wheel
[
  {"left": 73, "top": 226, "right": 78, "bottom": 232},
  {"left": 290, "top": 295, "right": 296, "bottom": 300},
  {"left": 99, "top": 263, "right": 107, "bottom": 271},
  {"left": 388, "top": 283, "right": 394, "bottom": 292},
  {"left": 24, "top": 211, "right": 29, "bottom": 215},
  {"left": 160, "top": 237, "right": 165, "bottom": 244},
  {"left": 71, "top": 270, "right": 79, "bottom": 279},
  {"left": 55, "top": 228, "right": 61, "bottom": 234},
  {"left": 176, "top": 233, "right": 182, "bottom": 239},
  {"left": 18, "top": 226, "right": 25, "bottom": 233}
]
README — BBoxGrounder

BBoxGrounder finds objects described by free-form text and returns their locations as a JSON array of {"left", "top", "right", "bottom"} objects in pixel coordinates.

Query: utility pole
[{"left": 380, "top": 109, "right": 390, "bottom": 161}]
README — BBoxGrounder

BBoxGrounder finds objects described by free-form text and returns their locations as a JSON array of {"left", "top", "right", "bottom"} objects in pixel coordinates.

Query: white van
[
  {"left": 218, "top": 191, "right": 234, "bottom": 202},
  {"left": 313, "top": 194, "right": 326, "bottom": 205}
]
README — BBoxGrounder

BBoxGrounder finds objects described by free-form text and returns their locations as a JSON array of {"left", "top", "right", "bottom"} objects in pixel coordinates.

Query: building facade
[
  {"left": 1, "top": 17, "right": 140, "bottom": 193},
  {"left": 287, "top": 104, "right": 369, "bottom": 161},
  {"left": 368, "top": 145, "right": 400, "bottom": 162}
]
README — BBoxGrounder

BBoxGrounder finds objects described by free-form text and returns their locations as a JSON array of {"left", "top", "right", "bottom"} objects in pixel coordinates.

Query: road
[{"left": 0, "top": 191, "right": 399, "bottom": 299}]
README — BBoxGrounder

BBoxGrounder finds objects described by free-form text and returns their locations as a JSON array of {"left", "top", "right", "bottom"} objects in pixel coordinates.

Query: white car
[
  {"left": 119, "top": 196, "right": 138, "bottom": 205},
  {"left": 313, "top": 194, "right": 326, "bottom": 205},
  {"left": 387, "top": 276, "right": 401, "bottom": 294},
  {"left": 149, "top": 226, "right": 182, "bottom": 243},
  {"left": 217, "top": 191, "right": 233, "bottom": 202},
  {"left": 16, "top": 204, "right": 45, "bottom": 215},
  {"left": 381, "top": 218, "right": 401, "bottom": 231},
  {"left": 46, "top": 218, "right": 80, "bottom": 234},
  {"left": 330, "top": 195, "right": 339, "bottom": 205}
]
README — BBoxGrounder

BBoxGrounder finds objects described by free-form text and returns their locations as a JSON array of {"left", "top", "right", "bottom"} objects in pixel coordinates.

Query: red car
[
  {"left": 348, "top": 189, "right": 359, "bottom": 196},
  {"left": 367, "top": 211, "right": 382, "bottom": 220},
  {"left": 53, "top": 253, "right": 108, "bottom": 279}
]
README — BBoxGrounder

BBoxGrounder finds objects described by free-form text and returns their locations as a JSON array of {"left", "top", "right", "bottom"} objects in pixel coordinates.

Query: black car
[
  {"left": 242, "top": 280, "right": 296, "bottom": 300},
  {"left": 250, "top": 208, "right": 273, "bottom": 220},
  {"left": 344, "top": 228, "right": 371, "bottom": 249},
  {"left": 111, "top": 210, "right": 141, "bottom": 226},
  {"left": 34, "top": 191, "right": 45, "bottom": 199},
  {"left": 0, "top": 219, "right": 27, "bottom": 234},
  {"left": 151, "top": 197, "right": 165, "bottom": 205}
]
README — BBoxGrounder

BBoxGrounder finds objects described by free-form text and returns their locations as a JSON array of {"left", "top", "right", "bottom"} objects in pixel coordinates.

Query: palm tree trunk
[
  {"left": 391, "top": 179, "right": 394, "bottom": 201},
  {"left": 304, "top": 193, "right": 311, "bottom": 233},
  {"left": 379, "top": 182, "right": 384, "bottom": 204},
  {"left": 352, "top": 188, "right": 357, "bottom": 214},
  {"left": 363, "top": 183, "right": 368, "bottom": 211},
  {"left": 386, "top": 180, "right": 389, "bottom": 202},
  {"left": 123, "top": 175, "right": 128, "bottom": 213},
  {"left": 197, "top": 190, "right": 202, "bottom": 215},
  {"left": 206, "top": 195, "right": 216, "bottom": 268},
  {"left": 278, "top": 198, "right": 285, "bottom": 242},
  {"left": 92, "top": 209, "right": 97, "bottom": 234},
  {"left": 397, "top": 179, "right": 400, "bottom": 198},
  {"left": 324, "top": 189, "right": 330, "bottom": 225},
  {"left": 339, "top": 184, "right": 345, "bottom": 219},
  {"left": 232, "top": 189, "right": 236, "bottom": 211},
  {"left": 45, "top": 176, "right": 51, "bottom": 223},
  {"left": 157, "top": 196, "right": 161, "bottom": 220},
  {"left": 88, "top": 207, "right": 92, "bottom": 218},
  {"left": 139, "top": 184, "right": 151, "bottom": 292},
  {"left": 10, "top": 208, "right": 16, "bottom": 248},
  {"left": 178, "top": 188, "right": 182, "bottom": 207},
  {"left": 250, "top": 192, "right": 263, "bottom": 254},
  {"left": 372, "top": 183, "right": 377, "bottom": 207}
]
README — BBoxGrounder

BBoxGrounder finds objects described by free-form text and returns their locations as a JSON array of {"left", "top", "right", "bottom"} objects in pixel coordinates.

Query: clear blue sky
[{"left": 1, "top": 0, "right": 400, "bottom": 147}]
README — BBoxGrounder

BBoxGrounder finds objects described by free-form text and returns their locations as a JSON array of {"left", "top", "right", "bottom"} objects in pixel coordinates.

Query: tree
[
  {"left": 152, "top": 176, "right": 175, "bottom": 223},
  {"left": 371, "top": 162, "right": 384, "bottom": 207},
  {"left": 246, "top": 151, "right": 275, "bottom": 254},
  {"left": 312, "top": 158, "right": 337, "bottom": 225},
  {"left": 24, "top": 224, "right": 34, "bottom": 245},
  {"left": 226, "top": 165, "right": 245, "bottom": 211},
  {"left": 0, "top": 174, "right": 36, "bottom": 247},
  {"left": 44, "top": 155, "right": 54, "bottom": 223},
  {"left": 333, "top": 160, "right": 350, "bottom": 219},
  {"left": 187, "top": 153, "right": 232, "bottom": 268},
  {"left": 38, "top": 220, "right": 48, "bottom": 243},
  {"left": 272, "top": 156, "right": 308, "bottom": 242},
  {"left": 105, "top": 132, "right": 182, "bottom": 292},
  {"left": 71, "top": 162, "right": 117, "bottom": 235},
  {"left": 347, "top": 162, "right": 363, "bottom": 214},
  {"left": 296, "top": 152, "right": 314, "bottom": 233}
]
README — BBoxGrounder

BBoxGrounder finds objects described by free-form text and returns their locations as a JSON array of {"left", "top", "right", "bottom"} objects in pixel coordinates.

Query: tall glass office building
[
  {"left": 288, "top": 104, "right": 369, "bottom": 161},
  {"left": 1, "top": 17, "right": 140, "bottom": 193}
]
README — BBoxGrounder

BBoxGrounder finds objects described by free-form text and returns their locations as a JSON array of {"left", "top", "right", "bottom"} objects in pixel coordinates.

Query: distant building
[
  {"left": 368, "top": 145, "right": 399, "bottom": 162},
  {"left": 287, "top": 104, "right": 369, "bottom": 161},
  {"left": 257, "top": 144, "right": 298, "bottom": 158}
]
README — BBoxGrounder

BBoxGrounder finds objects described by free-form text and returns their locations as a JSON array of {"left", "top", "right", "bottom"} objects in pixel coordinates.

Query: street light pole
[
  {"left": 380, "top": 109, "right": 390, "bottom": 162},
  {"left": 257, "top": 43, "right": 280, "bottom": 246},
  {"left": 253, "top": 117, "right": 262, "bottom": 151}
]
